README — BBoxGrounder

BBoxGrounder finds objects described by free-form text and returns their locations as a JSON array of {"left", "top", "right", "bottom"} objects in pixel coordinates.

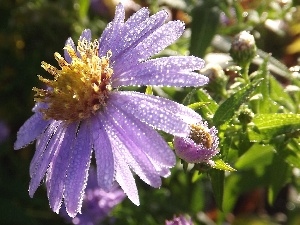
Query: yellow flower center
[
  {"left": 189, "top": 124, "right": 213, "bottom": 148},
  {"left": 33, "top": 39, "right": 113, "bottom": 123}
]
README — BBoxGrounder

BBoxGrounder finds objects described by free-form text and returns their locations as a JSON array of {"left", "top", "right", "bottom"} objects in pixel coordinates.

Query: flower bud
[
  {"left": 230, "top": 31, "right": 257, "bottom": 67},
  {"left": 238, "top": 105, "right": 254, "bottom": 124},
  {"left": 173, "top": 121, "right": 219, "bottom": 164}
]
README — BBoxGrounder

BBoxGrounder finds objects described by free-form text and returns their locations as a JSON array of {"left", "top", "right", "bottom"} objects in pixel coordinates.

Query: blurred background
[{"left": 1, "top": 0, "right": 300, "bottom": 224}]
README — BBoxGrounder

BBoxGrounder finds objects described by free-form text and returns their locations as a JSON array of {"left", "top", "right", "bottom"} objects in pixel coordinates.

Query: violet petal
[{"left": 64, "top": 121, "right": 93, "bottom": 217}]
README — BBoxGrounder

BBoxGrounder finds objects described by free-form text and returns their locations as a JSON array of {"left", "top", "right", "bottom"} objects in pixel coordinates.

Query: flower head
[
  {"left": 173, "top": 121, "right": 219, "bottom": 164},
  {"left": 229, "top": 31, "right": 257, "bottom": 67},
  {"left": 60, "top": 167, "right": 125, "bottom": 225},
  {"left": 14, "top": 3, "right": 208, "bottom": 217}
]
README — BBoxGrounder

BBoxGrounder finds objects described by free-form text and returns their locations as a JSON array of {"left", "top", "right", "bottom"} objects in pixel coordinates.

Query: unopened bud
[
  {"left": 230, "top": 31, "right": 257, "bottom": 67},
  {"left": 173, "top": 122, "right": 219, "bottom": 164},
  {"left": 238, "top": 105, "right": 254, "bottom": 124}
]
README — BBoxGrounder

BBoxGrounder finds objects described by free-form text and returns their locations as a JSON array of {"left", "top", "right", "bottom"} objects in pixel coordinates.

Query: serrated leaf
[
  {"left": 213, "top": 159, "right": 236, "bottom": 172},
  {"left": 235, "top": 143, "right": 275, "bottom": 170},
  {"left": 213, "top": 79, "right": 262, "bottom": 126},
  {"left": 248, "top": 114, "right": 300, "bottom": 141}
]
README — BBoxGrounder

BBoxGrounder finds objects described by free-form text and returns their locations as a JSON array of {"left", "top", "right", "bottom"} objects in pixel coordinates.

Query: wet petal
[
  {"left": 46, "top": 122, "right": 78, "bottom": 213},
  {"left": 14, "top": 112, "right": 51, "bottom": 150},
  {"left": 112, "top": 9, "right": 168, "bottom": 72},
  {"left": 116, "top": 71, "right": 208, "bottom": 87},
  {"left": 99, "top": 3, "right": 125, "bottom": 56},
  {"left": 113, "top": 56, "right": 207, "bottom": 87},
  {"left": 110, "top": 91, "right": 202, "bottom": 136},
  {"left": 125, "top": 20, "right": 184, "bottom": 62},
  {"left": 103, "top": 106, "right": 162, "bottom": 188},
  {"left": 64, "top": 38, "right": 75, "bottom": 63},
  {"left": 114, "top": 147, "right": 139, "bottom": 205},
  {"left": 111, "top": 101, "right": 175, "bottom": 167},
  {"left": 173, "top": 136, "right": 218, "bottom": 163},
  {"left": 173, "top": 122, "right": 219, "bottom": 163},
  {"left": 79, "top": 29, "right": 92, "bottom": 42},
  {"left": 90, "top": 114, "right": 114, "bottom": 191},
  {"left": 64, "top": 121, "right": 93, "bottom": 217},
  {"left": 109, "top": 7, "right": 151, "bottom": 59},
  {"left": 29, "top": 121, "right": 62, "bottom": 196},
  {"left": 123, "top": 7, "right": 150, "bottom": 29}
]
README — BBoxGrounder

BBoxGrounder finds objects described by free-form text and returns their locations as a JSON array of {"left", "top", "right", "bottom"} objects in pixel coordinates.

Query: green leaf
[
  {"left": 269, "top": 76, "right": 295, "bottom": 112},
  {"left": 191, "top": 171, "right": 204, "bottom": 183},
  {"left": 267, "top": 154, "right": 291, "bottom": 204},
  {"left": 213, "top": 79, "right": 262, "bottom": 126},
  {"left": 256, "top": 49, "right": 292, "bottom": 80},
  {"left": 190, "top": 183, "right": 205, "bottom": 213},
  {"left": 187, "top": 102, "right": 211, "bottom": 110},
  {"left": 189, "top": 1, "right": 220, "bottom": 57},
  {"left": 249, "top": 114, "right": 300, "bottom": 141},
  {"left": 235, "top": 143, "right": 275, "bottom": 170},
  {"left": 182, "top": 88, "right": 197, "bottom": 105},
  {"left": 252, "top": 56, "right": 279, "bottom": 114},
  {"left": 209, "top": 169, "right": 224, "bottom": 211},
  {"left": 213, "top": 159, "right": 236, "bottom": 172},
  {"left": 286, "top": 154, "right": 300, "bottom": 168},
  {"left": 195, "top": 89, "right": 218, "bottom": 119}
]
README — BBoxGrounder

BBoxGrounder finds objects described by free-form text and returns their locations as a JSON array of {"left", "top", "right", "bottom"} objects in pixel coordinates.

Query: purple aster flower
[
  {"left": 165, "top": 215, "right": 194, "bottom": 225},
  {"left": 173, "top": 121, "right": 219, "bottom": 164},
  {"left": 14, "top": 3, "right": 208, "bottom": 217},
  {"left": 60, "top": 167, "right": 125, "bottom": 225}
]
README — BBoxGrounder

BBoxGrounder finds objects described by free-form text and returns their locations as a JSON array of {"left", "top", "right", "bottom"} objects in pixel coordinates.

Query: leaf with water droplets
[
  {"left": 212, "top": 159, "right": 236, "bottom": 172},
  {"left": 213, "top": 79, "right": 262, "bottom": 126},
  {"left": 249, "top": 113, "right": 300, "bottom": 141}
]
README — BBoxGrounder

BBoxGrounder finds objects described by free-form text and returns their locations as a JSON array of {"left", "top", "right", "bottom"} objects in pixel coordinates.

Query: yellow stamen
[
  {"left": 34, "top": 39, "right": 113, "bottom": 123},
  {"left": 189, "top": 124, "right": 213, "bottom": 149}
]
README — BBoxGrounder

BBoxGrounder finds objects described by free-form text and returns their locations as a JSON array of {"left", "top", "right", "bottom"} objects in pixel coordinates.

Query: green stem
[{"left": 241, "top": 62, "right": 250, "bottom": 83}]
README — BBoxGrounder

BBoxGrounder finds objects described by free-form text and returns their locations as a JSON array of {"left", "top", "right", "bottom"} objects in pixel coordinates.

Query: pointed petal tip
[
  {"left": 66, "top": 208, "right": 80, "bottom": 218},
  {"left": 130, "top": 196, "right": 140, "bottom": 206},
  {"left": 51, "top": 201, "right": 63, "bottom": 215},
  {"left": 28, "top": 187, "right": 35, "bottom": 198},
  {"left": 65, "top": 37, "right": 74, "bottom": 46},
  {"left": 79, "top": 29, "right": 92, "bottom": 41},
  {"left": 14, "top": 141, "right": 24, "bottom": 150}
]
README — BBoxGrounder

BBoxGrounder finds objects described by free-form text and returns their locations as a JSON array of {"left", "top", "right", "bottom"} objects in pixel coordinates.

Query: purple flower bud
[{"left": 174, "top": 121, "right": 219, "bottom": 164}]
